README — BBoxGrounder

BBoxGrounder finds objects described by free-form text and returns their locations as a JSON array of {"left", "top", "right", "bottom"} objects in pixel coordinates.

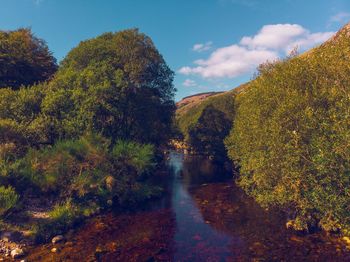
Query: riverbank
[{"left": 3, "top": 152, "right": 350, "bottom": 261}]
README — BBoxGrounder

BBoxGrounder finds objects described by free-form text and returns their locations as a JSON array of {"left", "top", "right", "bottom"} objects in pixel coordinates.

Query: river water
[{"left": 27, "top": 151, "right": 350, "bottom": 261}]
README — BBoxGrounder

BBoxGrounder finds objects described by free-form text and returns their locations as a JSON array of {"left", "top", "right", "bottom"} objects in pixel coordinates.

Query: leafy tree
[
  {"left": 0, "top": 84, "right": 48, "bottom": 151},
  {"left": 225, "top": 26, "right": 350, "bottom": 232},
  {"left": 0, "top": 28, "right": 57, "bottom": 89},
  {"left": 176, "top": 90, "right": 236, "bottom": 142},
  {"left": 189, "top": 105, "right": 232, "bottom": 161},
  {"left": 176, "top": 90, "right": 236, "bottom": 161},
  {"left": 43, "top": 29, "right": 175, "bottom": 145}
]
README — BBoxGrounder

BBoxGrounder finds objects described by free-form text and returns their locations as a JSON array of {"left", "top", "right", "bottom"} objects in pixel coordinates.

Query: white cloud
[
  {"left": 180, "top": 24, "right": 334, "bottom": 79},
  {"left": 240, "top": 24, "right": 306, "bottom": 50},
  {"left": 180, "top": 45, "right": 277, "bottom": 78},
  {"left": 285, "top": 31, "right": 334, "bottom": 54},
  {"left": 183, "top": 79, "right": 197, "bottom": 87},
  {"left": 193, "top": 42, "right": 213, "bottom": 52},
  {"left": 329, "top": 12, "right": 350, "bottom": 24}
]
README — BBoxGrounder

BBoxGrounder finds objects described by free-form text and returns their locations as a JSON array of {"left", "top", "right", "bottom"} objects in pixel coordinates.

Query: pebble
[
  {"left": 65, "top": 241, "right": 73, "bottom": 247},
  {"left": 343, "top": 236, "right": 350, "bottom": 244},
  {"left": 52, "top": 235, "right": 64, "bottom": 244},
  {"left": 10, "top": 248, "right": 24, "bottom": 259}
]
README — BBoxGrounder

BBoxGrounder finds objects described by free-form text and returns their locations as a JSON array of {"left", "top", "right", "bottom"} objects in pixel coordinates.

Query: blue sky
[{"left": 1, "top": 0, "right": 349, "bottom": 100}]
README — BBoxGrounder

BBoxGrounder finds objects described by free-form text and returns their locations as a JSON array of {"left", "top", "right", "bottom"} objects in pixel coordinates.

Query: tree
[
  {"left": 0, "top": 84, "right": 47, "bottom": 154},
  {"left": 43, "top": 29, "right": 175, "bottom": 145},
  {"left": 189, "top": 105, "right": 232, "bottom": 161},
  {"left": 225, "top": 25, "right": 350, "bottom": 232},
  {"left": 0, "top": 28, "right": 57, "bottom": 89}
]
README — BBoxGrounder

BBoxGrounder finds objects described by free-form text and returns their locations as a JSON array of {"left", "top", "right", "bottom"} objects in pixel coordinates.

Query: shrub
[
  {"left": 14, "top": 135, "right": 160, "bottom": 209},
  {"left": 112, "top": 140, "right": 155, "bottom": 173},
  {"left": 176, "top": 90, "right": 236, "bottom": 142},
  {"left": 35, "top": 200, "right": 86, "bottom": 240},
  {"left": 0, "top": 85, "right": 48, "bottom": 149},
  {"left": 188, "top": 105, "right": 232, "bottom": 161},
  {"left": 18, "top": 133, "right": 111, "bottom": 198},
  {"left": 176, "top": 90, "right": 237, "bottom": 161},
  {"left": 0, "top": 186, "right": 19, "bottom": 216},
  {"left": 225, "top": 30, "right": 350, "bottom": 232}
]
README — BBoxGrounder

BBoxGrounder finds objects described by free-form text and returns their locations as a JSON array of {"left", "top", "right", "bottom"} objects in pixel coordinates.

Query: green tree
[
  {"left": 189, "top": 105, "right": 232, "bottom": 161},
  {"left": 43, "top": 29, "right": 175, "bottom": 145},
  {"left": 0, "top": 28, "right": 57, "bottom": 89},
  {"left": 225, "top": 25, "right": 350, "bottom": 232}
]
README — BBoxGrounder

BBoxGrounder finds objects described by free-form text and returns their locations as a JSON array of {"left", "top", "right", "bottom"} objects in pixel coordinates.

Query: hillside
[
  {"left": 176, "top": 83, "right": 248, "bottom": 138},
  {"left": 176, "top": 22, "right": 350, "bottom": 233},
  {"left": 225, "top": 21, "right": 350, "bottom": 233},
  {"left": 175, "top": 83, "right": 248, "bottom": 160},
  {"left": 177, "top": 91, "right": 223, "bottom": 108}
]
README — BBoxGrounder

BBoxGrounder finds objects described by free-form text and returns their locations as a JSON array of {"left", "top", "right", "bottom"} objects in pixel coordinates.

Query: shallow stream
[{"left": 27, "top": 151, "right": 350, "bottom": 261}]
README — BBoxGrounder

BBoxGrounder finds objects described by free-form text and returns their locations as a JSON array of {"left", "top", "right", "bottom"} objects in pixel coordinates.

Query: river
[{"left": 27, "top": 151, "right": 350, "bottom": 261}]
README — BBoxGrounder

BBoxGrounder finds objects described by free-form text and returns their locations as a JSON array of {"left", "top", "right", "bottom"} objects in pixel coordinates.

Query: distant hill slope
[
  {"left": 176, "top": 83, "right": 248, "bottom": 142},
  {"left": 176, "top": 92, "right": 223, "bottom": 113}
]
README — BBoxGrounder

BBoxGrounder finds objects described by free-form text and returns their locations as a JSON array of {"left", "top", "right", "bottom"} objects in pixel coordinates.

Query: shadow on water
[{"left": 27, "top": 151, "right": 350, "bottom": 261}]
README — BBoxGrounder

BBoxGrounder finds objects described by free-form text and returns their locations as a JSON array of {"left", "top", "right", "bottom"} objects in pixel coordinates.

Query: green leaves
[
  {"left": 225, "top": 32, "right": 350, "bottom": 232},
  {"left": 188, "top": 105, "right": 232, "bottom": 161},
  {"left": 0, "top": 186, "right": 19, "bottom": 217},
  {"left": 0, "top": 28, "right": 57, "bottom": 89},
  {"left": 43, "top": 29, "right": 175, "bottom": 145},
  {"left": 112, "top": 140, "right": 154, "bottom": 173},
  {"left": 177, "top": 90, "right": 236, "bottom": 161}
]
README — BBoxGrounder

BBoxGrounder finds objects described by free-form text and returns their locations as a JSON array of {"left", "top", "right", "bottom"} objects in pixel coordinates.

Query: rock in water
[
  {"left": 52, "top": 235, "right": 64, "bottom": 244},
  {"left": 10, "top": 248, "right": 24, "bottom": 259}
]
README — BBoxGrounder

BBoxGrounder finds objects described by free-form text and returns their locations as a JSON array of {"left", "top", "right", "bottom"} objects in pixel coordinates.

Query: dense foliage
[
  {"left": 43, "top": 29, "right": 175, "bottom": 145},
  {"left": 0, "top": 28, "right": 57, "bottom": 89},
  {"left": 188, "top": 105, "right": 232, "bottom": 161},
  {"left": 0, "top": 84, "right": 46, "bottom": 152},
  {"left": 0, "top": 28, "right": 174, "bottom": 239},
  {"left": 0, "top": 186, "right": 18, "bottom": 216},
  {"left": 14, "top": 134, "right": 158, "bottom": 206},
  {"left": 176, "top": 91, "right": 236, "bottom": 160},
  {"left": 226, "top": 28, "right": 350, "bottom": 232}
]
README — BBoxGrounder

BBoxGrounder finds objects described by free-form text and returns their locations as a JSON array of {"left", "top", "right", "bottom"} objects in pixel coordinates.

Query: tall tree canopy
[
  {"left": 0, "top": 28, "right": 57, "bottom": 89},
  {"left": 43, "top": 29, "right": 176, "bottom": 145}
]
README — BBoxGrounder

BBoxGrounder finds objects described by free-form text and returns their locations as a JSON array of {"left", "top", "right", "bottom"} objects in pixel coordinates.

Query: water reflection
[
  {"left": 27, "top": 151, "right": 350, "bottom": 261},
  {"left": 167, "top": 152, "right": 236, "bottom": 261},
  {"left": 168, "top": 151, "right": 350, "bottom": 261}
]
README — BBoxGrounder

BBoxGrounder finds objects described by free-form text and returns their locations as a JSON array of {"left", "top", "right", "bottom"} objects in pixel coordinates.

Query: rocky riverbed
[{"left": 2, "top": 152, "right": 350, "bottom": 261}]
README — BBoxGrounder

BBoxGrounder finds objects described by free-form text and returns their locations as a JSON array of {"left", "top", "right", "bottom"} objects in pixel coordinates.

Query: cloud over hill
[{"left": 179, "top": 24, "right": 334, "bottom": 79}]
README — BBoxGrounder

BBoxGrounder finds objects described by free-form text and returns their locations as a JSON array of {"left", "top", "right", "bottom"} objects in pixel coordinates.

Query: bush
[
  {"left": 0, "top": 85, "right": 48, "bottom": 150},
  {"left": 13, "top": 134, "right": 160, "bottom": 209},
  {"left": 35, "top": 200, "right": 88, "bottom": 240},
  {"left": 18, "top": 133, "right": 111, "bottom": 198},
  {"left": 176, "top": 90, "right": 237, "bottom": 161},
  {"left": 188, "top": 105, "right": 232, "bottom": 161},
  {"left": 109, "top": 140, "right": 160, "bottom": 207},
  {"left": 112, "top": 140, "right": 154, "bottom": 173},
  {"left": 225, "top": 30, "right": 350, "bottom": 232},
  {"left": 176, "top": 91, "right": 236, "bottom": 142},
  {"left": 0, "top": 186, "right": 19, "bottom": 216}
]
